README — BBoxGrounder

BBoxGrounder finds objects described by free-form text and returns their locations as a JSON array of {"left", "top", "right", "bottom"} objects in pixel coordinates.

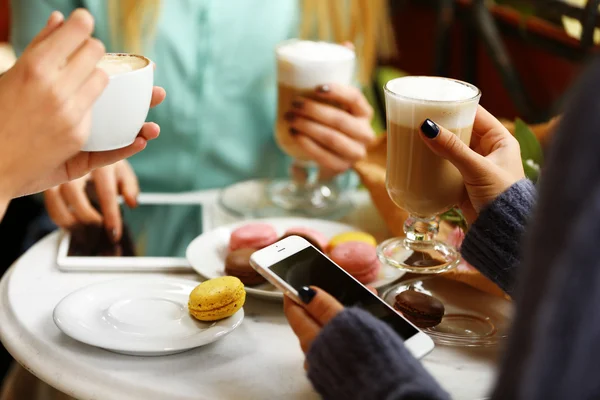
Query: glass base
[
  {"left": 377, "top": 237, "right": 460, "bottom": 274},
  {"left": 268, "top": 179, "right": 341, "bottom": 212},
  {"left": 218, "top": 179, "right": 353, "bottom": 220},
  {"left": 383, "top": 276, "right": 512, "bottom": 347}
]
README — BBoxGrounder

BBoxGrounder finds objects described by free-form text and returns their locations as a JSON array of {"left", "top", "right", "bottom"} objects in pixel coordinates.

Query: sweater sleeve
[
  {"left": 307, "top": 308, "right": 449, "bottom": 400},
  {"left": 460, "top": 179, "right": 536, "bottom": 296}
]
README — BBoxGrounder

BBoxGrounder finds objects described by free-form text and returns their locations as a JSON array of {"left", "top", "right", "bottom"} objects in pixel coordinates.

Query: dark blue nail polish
[
  {"left": 421, "top": 119, "right": 440, "bottom": 139},
  {"left": 298, "top": 286, "right": 316, "bottom": 304},
  {"left": 316, "top": 84, "right": 330, "bottom": 93},
  {"left": 290, "top": 127, "right": 299, "bottom": 136}
]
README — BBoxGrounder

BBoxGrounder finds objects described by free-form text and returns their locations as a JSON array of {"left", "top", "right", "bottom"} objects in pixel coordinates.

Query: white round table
[{"left": 0, "top": 190, "right": 499, "bottom": 399}]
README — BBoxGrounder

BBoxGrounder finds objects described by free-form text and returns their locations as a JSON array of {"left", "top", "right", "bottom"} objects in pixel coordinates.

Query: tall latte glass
[
  {"left": 268, "top": 40, "right": 355, "bottom": 214},
  {"left": 378, "top": 76, "right": 481, "bottom": 273}
]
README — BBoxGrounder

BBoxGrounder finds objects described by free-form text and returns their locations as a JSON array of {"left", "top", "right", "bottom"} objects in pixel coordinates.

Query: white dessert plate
[
  {"left": 53, "top": 278, "right": 244, "bottom": 356},
  {"left": 186, "top": 217, "right": 405, "bottom": 300}
]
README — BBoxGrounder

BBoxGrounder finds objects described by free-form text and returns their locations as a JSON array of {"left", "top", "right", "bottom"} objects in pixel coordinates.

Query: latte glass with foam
[
  {"left": 274, "top": 40, "right": 355, "bottom": 160},
  {"left": 377, "top": 76, "right": 481, "bottom": 274},
  {"left": 268, "top": 40, "right": 356, "bottom": 215},
  {"left": 85, "top": 53, "right": 153, "bottom": 152}
]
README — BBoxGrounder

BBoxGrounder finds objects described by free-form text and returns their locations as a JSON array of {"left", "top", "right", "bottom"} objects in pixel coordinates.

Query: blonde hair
[
  {"left": 108, "top": 0, "right": 161, "bottom": 54},
  {"left": 108, "top": 0, "right": 396, "bottom": 84}
]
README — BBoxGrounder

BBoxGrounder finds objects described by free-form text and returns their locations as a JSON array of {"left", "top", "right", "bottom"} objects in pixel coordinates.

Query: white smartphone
[{"left": 250, "top": 235, "right": 435, "bottom": 359}]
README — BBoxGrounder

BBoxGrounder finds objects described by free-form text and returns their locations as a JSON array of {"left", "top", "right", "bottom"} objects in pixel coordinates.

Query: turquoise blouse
[{"left": 12, "top": 0, "right": 299, "bottom": 192}]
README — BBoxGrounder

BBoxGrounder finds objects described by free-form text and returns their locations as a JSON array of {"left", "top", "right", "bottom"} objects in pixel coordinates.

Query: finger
[
  {"left": 419, "top": 119, "right": 486, "bottom": 180},
  {"left": 288, "top": 115, "right": 366, "bottom": 163},
  {"left": 290, "top": 98, "right": 374, "bottom": 145},
  {"left": 44, "top": 187, "right": 77, "bottom": 228},
  {"left": 293, "top": 134, "right": 351, "bottom": 173},
  {"left": 26, "top": 11, "right": 65, "bottom": 49},
  {"left": 67, "top": 136, "right": 149, "bottom": 179},
  {"left": 366, "top": 286, "right": 378, "bottom": 296},
  {"left": 60, "top": 38, "right": 106, "bottom": 94},
  {"left": 60, "top": 181, "right": 103, "bottom": 225},
  {"left": 70, "top": 67, "right": 109, "bottom": 114},
  {"left": 117, "top": 162, "right": 139, "bottom": 208},
  {"left": 473, "top": 105, "right": 511, "bottom": 138},
  {"left": 284, "top": 295, "right": 321, "bottom": 354},
  {"left": 137, "top": 122, "right": 160, "bottom": 141},
  {"left": 38, "top": 9, "right": 96, "bottom": 62},
  {"left": 92, "top": 168, "right": 121, "bottom": 242},
  {"left": 150, "top": 87, "right": 166, "bottom": 108},
  {"left": 299, "top": 287, "right": 344, "bottom": 326},
  {"left": 312, "top": 83, "right": 373, "bottom": 118}
]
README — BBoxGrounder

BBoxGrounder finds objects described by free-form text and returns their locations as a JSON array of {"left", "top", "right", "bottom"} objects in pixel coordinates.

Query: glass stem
[
  {"left": 404, "top": 215, "right": 438, "bottom": 243},
  {"left": 289, "top": 160, "right": 319, "bottom": 190}
]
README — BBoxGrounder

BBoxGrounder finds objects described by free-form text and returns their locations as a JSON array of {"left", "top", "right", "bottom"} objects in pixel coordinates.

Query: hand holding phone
[{"left": 250, "top": 235, "right": 434, "bottom": 359}]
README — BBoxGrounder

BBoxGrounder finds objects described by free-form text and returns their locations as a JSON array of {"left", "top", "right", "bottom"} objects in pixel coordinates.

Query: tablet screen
[{"left": 67, "top": 203, "right": 204, "bottom": 258}]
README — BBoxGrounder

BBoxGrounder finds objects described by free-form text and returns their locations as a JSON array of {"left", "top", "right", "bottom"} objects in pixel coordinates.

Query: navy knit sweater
[{"left": 307, "top": 56, "right": 600, "bottom": 400}]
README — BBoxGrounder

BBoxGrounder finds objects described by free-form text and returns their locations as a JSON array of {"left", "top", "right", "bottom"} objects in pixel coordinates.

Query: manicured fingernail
[
  {"left": 284, "top": 112, "right": 296, "bottom": 122},
  {"left": 291, "top": 100, "right": 304, "bottom": 109},
  {"left": 298, "top": 286, "right": 316, "bottom": 304},
  {"left": 421, "top": 119, "right": 440, "bottom": 139},
  {"left": 316, "top": 85, "right": 330, "bottom": 93}
]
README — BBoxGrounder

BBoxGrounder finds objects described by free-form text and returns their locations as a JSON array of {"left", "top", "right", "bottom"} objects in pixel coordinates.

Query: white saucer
[
  {"left": 53, "top": 278, "right": 244, "bottom": 356},
  {"left": 186, "top": 217, "right": 405, "bottom": 300}
]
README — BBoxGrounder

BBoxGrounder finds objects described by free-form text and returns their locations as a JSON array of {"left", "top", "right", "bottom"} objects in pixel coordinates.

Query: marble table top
[{"left": 0, "top": 189, "right": 498, "bottom": 399}]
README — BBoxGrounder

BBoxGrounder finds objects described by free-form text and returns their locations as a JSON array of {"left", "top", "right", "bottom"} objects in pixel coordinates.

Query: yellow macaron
[
  {"left": 188, "top": 276, "right": 246, "bottom": 322},
  {"left": 328, "top": 231, "right": 377, "bottom": 250}
]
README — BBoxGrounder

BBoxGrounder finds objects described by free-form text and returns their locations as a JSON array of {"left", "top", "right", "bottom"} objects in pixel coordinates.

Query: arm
[
  {"left": 307, "top": 308, "right": 449, "bottom": 400},
  {"left": 461, "top": 179, "right": 536, "bottom": 296},
  {"left": 10, "top": 0, "right": 78, "bottom": 55}
]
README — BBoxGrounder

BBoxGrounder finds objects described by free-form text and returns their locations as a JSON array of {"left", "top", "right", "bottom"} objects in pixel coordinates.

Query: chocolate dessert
[{"left": 393, "top": 290, "right": 445, "bottom": 328}]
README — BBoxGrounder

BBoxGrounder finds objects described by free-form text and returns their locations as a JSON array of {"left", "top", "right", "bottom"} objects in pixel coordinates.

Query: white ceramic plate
[
  {"left": 53, "top": 278, "right": 244, "bottom": 356},
  {"left": 186, "top": 218, "right": 405, "bottom": 300}
]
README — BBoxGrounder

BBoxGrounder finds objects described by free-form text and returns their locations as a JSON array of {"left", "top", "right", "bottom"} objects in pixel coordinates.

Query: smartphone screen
[{"left": 269, "top": 246, "right": 420, "bottom": 339}]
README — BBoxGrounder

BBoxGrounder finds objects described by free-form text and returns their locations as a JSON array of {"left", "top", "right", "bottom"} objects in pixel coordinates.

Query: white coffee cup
[{"left": 83, "top": 53, "right": 154, "bottom": 152}]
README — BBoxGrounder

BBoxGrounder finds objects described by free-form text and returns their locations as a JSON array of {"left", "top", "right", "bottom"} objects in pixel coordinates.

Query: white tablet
[{"left": 57, "top": 194, "right": 211, "bottom": 272}]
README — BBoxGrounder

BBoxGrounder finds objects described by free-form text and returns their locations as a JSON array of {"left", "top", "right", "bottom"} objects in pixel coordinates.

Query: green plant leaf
[{"left": 514, "top": 118, "right": 543, "bottom": 165}]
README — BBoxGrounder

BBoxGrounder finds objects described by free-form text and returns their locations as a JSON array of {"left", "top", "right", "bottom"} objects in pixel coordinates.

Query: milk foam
[
  {"left": 276, "top": 40, "right": 355, "bottom": 89},
  {"left": 385, "top": 77, "right": 480, "bottom": 129},
  {"left": 97, "top": 54, "right": 148, "bottom": 76}
]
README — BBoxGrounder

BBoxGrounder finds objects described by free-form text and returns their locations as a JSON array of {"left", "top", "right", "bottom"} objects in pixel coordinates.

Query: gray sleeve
[
  {"left": 307, "top": 308, "right": 449, "bottom": 400},
  {"left": 461, "top": 179, "right": 536, "bottom": 296}
]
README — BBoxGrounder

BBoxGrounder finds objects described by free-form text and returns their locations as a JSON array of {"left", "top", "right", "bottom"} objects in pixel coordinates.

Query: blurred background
[{"left": 0, "top": 0, "right": 597, "bottom": 385}]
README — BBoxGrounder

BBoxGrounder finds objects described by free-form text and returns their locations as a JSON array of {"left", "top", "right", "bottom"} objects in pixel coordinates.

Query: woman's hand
[
  {"left": 284, "top": 285, "right": 376, "bottom": 368},
  {"left": 419, "top": 105, "right": 525, "bottom": 223},
  {"left": 286, "top": 83, "right": 376, "bottom": 174},
  {"left": 284, "top": 287, "right": 344, "bottom": 360},
  {"left": 0, "top": 9, "right": 166, "bottom": 201},
  {"left": 45, "top": 160, "right": 138, "bottom": 241}
]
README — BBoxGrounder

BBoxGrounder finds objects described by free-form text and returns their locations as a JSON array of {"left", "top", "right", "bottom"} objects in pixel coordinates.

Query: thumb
[
  {"left": 298, "top": 286, "right": 344, "bottom": 326},
  {"left": 419, "top": 119, "right": 484, "bottom": 179}
]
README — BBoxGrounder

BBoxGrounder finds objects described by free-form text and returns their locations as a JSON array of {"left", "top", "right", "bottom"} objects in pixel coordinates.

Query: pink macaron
[
  {"left": 282, "top": 227, "right": 329, "bottom": 252},
  {"left": 229, "top": 223, "right": 279, "bottom": 252},
  {"left": 329, "top": 241, "right": 381, "bottom": 284}
]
